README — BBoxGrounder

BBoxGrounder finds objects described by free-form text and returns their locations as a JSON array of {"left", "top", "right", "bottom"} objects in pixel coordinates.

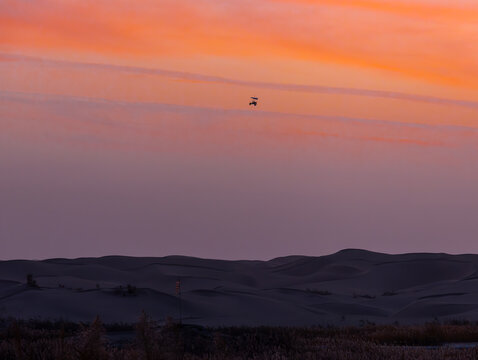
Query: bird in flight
[{"left": 249, "top": 97, "right": 258, "bottom": 107}]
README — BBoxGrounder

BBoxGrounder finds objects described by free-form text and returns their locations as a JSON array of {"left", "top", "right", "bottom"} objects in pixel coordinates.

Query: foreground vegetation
[{"left": 2, "top": 316, "right": 478, "bottom": 359}]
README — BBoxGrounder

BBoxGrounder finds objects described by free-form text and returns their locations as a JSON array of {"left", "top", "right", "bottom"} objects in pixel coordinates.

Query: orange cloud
[
  {"left": 3, "top": 53, "right": 478, "bottom": 110},
  {"left": 271, "top": 0, "right": 478, "bottom": 21},
  {"left": 2, "top": 91, "right": 467, "bottom": 154},
  {"left": 1, "top": 0, "right": 477, "bottom": 89}
]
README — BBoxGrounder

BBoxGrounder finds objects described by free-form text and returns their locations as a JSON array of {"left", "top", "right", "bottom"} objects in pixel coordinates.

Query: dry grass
[{"left": 2, "top": 317, "right": 478, "bottom": 359}]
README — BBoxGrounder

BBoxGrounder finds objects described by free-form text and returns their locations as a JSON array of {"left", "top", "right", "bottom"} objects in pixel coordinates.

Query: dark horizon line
[{"left": 1, "top": 248, "right": 477, "bottom": 263}]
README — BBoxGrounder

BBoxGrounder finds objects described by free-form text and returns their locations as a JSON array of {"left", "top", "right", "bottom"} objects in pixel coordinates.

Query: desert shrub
[
  {"left": 126, "top": 284, "right": 137, "bottom": 295},
  {"left": 26, "top": 274, "right": 38, "bottom": 288},
  {"left": 113, "top": 284, "right": 138, "bottom": 297},
  {"left": 306, "top": 288, "right": 332, "bottom": 295},
  {"left": 353, "top": 292, "right": 376, "bottom": 299}
]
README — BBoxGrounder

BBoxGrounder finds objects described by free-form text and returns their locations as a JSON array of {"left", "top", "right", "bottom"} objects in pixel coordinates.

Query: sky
[{"left": 1, "top": 0, "right": 478, "bottom": 260}]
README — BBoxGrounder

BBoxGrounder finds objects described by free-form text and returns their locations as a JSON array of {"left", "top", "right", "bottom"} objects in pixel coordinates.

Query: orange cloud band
[
  {"left": 1, "top": 0, "right": 478, "bottom": 88},
  {"left": 3, "top": 53, "right": 478, "bottom": 110},
  {"left": 271, "top": 0, "right": 478, "bottom": 21}
]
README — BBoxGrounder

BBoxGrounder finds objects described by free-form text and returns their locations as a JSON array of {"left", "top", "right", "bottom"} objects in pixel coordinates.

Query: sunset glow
[{"left": 1, "top": 0, "right": 478, "bottom": 259}]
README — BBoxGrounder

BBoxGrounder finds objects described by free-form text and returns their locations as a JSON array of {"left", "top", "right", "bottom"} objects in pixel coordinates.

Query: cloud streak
[
  {"left": 2, "top": 89, "right": 476, "bottom": 131},
  {"left": 2, "top": 0, "right": 478, "bottom": 87},
  {"left": 2, "top": 88, "right": 477, "bottom": 154},
  {"left": 3, "top": 53, "right": 478, "bottom": 111},
  {"left": 270, "top": 0, "right": 478, "bottom": 21}
]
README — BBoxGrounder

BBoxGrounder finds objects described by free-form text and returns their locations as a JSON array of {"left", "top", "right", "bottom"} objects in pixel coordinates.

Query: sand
[{"left": 2, "top": 249, "right": 478, "bottom": 326}]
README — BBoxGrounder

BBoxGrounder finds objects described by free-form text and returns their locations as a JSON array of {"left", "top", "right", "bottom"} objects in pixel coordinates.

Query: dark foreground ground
[{"left": 3, "top": 316, "right": 478, "bottom": 359}]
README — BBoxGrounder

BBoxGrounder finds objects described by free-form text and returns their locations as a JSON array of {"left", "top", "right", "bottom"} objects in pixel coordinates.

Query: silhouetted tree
[
  {"left": 135, "top": 311, "right": 159, "bottom": 360},
  {"left": 26, "top": 274, "right": 37, "bottom": 287},
  {"left": 127, "top": 284, "right": 137, "bottom": 295},
  {"left": 74, "top": 316, "right": 108, "bottom": 360}
]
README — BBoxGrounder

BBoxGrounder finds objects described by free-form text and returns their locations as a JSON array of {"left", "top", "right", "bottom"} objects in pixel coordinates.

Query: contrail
[{"left": 2, "top": 52, "right": 478, "bottom": 110}]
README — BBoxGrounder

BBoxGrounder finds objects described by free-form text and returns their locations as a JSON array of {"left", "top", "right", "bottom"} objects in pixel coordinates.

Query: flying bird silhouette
[{"left": 249, "top": 97, "right": 258, "bottom": 107}]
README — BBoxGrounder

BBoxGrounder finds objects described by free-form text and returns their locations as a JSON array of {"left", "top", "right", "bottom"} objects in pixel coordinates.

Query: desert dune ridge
[{"left": 2, "top": 249, "right": 478, "bottom": 326}]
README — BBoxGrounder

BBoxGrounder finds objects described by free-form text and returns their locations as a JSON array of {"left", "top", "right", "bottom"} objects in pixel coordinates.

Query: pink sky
[{"left": 1, "top": 0, "right": 478, "bottom": 259}]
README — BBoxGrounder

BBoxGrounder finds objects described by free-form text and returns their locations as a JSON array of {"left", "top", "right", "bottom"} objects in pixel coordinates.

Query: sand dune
[{"left": 2, "top": 249, "right": 478, "bottom": 326}]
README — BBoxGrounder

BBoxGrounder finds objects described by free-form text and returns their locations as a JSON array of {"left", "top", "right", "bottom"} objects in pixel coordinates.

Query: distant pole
[{"left": 175, "top": 279, "right": 182, "bottom": 325}]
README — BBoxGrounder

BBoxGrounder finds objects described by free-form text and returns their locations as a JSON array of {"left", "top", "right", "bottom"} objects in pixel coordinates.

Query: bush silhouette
[
  {"left": 74, "top": 316, "right": 108, "bottom": 360},
  {"left": 127, "top": 284, "right": 137, "bottom": 295},
  {"left": 26, "top": 274, "right": 38, "bottom": 288}
]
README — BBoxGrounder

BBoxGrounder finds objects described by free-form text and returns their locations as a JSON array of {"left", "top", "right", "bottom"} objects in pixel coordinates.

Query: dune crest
[{"left": 2, "top": 250, "right": 478, "bottom": 326}]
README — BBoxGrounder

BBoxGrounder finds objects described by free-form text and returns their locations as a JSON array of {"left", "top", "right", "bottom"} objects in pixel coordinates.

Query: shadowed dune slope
[{"left": 2, "top": 250, "right": 478, "bottom": 326}]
